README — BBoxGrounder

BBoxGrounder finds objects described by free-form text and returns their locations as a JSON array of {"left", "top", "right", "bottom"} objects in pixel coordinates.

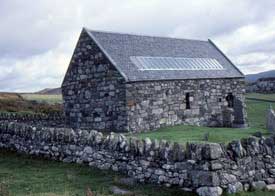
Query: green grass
[
  {"left": 130, "top": 125, "right": 268, "bottom": 144},
  {"left": 246, "top": 99, "right": 274, "bottom": 129},
  {"left": 233, "top": 191, "right": 275, "bottom": 196},
  {"left": 20, "top": 94, "right": 63, "bottom": 105},
  {"left": 0, "top": 150, "right": 193, "bottom": 196},
  {"left": 246, "top": 93, "right": 275, "bottom": 102},
  {"left": 130, "top": 97, "right": 275, "bottom": 144}
]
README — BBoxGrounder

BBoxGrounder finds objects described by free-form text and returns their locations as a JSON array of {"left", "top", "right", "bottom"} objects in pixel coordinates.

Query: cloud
[
  {"left": 0, "top": 34, "right": 76, "bottom": 92},
  {"left": 0, "top": 0, "right": 274, "bottom": 91},
  {"left": 213, "top": 12, "right": 275, "bottom": 74}
]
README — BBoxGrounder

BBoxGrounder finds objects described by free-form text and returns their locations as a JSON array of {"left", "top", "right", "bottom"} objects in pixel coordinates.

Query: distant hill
[
  {"left": 36, "top": 87, "right": 61, "bottom": 95},
  {"left": 246, "top": 70, "right": 275, "bottom": 83}
]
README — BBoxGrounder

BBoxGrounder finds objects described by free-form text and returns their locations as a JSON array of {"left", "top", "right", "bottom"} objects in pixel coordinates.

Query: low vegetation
[
  {"left": 0, "top": 93, "right": 62, "bottom": 114},
  {"left": 246, "top": 93, "right": 275, "bottom": 102},
  {"left": 20, "top": 94, "right": 63, "bottom": 104}
]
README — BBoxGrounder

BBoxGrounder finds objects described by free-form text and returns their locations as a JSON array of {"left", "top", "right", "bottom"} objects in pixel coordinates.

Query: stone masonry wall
[
  {"left": 0, "top": 112, "right": 65, "bottom": 127},
  {"left": 126, "top": 78, "right": 246, "bottom": 132},
  {"left": 62, "top": 30, "right": 127, "bottom": 131},
  {"left": 1, "top": 121, "right": 275, "bottom": 195}
]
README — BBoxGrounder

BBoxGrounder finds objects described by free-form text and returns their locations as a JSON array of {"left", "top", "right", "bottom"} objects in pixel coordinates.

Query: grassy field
[
  {"left": 246, "top": 93, "right": 275, "bottom": 102},
  {"left": 131, "top": 97, "right": 275, "bottom": 144},
  {"left": 20, "top": 94, "right": 63, "bottom": 105}
]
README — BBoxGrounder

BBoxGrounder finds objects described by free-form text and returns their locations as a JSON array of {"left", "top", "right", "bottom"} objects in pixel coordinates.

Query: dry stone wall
[
  {"left": 246, "top": 77, "right": 275, "bottom": 93},
  {"left": 0, "top": 112, "right": 65, "bottom": 127},
  {"left": 1, "top": 122, "right": 275, "bottom": 195}
]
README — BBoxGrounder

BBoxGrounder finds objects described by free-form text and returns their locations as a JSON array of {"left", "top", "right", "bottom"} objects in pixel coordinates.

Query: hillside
[
  {"left": 36, "top": 87, "right": 61, "bottom": 95},
  {"left": 246, "top": 70, "right": 275, "bottom": 83},
  {"left": 0, "top": 92, "right": 62, "bottom": 113}
]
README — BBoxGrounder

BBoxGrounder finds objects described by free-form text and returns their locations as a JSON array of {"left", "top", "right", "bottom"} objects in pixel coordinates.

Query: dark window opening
[
  {"left": 218, "top": 98, "right": 222, "bottom": 102},
  {"left": 93, "top": 112, "right": 100, "bottom": 118},
  {"left": 226, "top": 93, "right": 234, "bottom": 108},
  {"left": 106, "top": 110, "right": 113, "bottom": 117},
  {"left": 82, "top": 110, "right": 89, "bottom": 117},
  {"left": 185, "top": 93, "right": 191, "bottom": 109},
  {"left": 104, "top": 93, "right": 109, "bottom": 97}
]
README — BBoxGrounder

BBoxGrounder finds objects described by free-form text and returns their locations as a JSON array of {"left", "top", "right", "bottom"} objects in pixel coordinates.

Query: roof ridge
[{"left": 84, "top": 27, "right": 208, "bottom": 43}]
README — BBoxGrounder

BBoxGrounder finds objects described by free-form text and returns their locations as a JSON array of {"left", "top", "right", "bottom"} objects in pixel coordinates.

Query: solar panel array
[{"left": 130, "top": 56, "right": 224, "bottom": 71}]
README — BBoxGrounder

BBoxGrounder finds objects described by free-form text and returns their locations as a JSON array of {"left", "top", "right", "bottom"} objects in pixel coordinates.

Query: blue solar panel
[{"left": 130, "top": 56, "right": 224, "bottom": 70}]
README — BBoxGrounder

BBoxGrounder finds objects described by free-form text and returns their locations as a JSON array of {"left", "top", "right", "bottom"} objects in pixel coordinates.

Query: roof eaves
[
  {"left": 208, "top": 39, "right": 244, "bottom": 77},
  {"left": 83, "top": 27, "right": 129, "bottom": 82}
]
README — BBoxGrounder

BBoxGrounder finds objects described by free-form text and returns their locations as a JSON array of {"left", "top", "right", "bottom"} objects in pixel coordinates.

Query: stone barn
[{"left": 62, "top": 28, "right": 247, "bottom": 132}]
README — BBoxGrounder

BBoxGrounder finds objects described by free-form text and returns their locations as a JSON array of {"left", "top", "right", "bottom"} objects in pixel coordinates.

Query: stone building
[{"left": 62, "top": 28, "right": 247, "bottom": 132}]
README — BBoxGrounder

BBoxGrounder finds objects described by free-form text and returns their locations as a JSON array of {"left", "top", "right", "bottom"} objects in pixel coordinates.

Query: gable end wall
[{"left": 62, "top": 31, "right": 127, "bottom": 131}]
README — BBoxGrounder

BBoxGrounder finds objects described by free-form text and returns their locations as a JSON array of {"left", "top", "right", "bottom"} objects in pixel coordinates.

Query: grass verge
[
  {"left": 246, "top": 93, "right": 275, "bottom": 102},
  {"left": 0, "top": 150, "right": 193, "bottom": 196},
  {"left": 130, "top": 98, "right": 275, "bottom": 144}
]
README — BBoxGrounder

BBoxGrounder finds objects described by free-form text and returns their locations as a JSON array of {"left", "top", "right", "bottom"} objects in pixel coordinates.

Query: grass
[
  {"left": 233, "top": 192, "right": 275, "bottom": 196},
  {"left": 130, "top": 125, "right": 268, "bottom": 144},
  {"left": 246, "top": 93, "right": 275, "bottom": 102},
  {"left": 130, "top": 96, "right": 275, "bottom": 144},
  {"left": 20, "top": 94, "right": 63, "bottom": 105},
  {"left": 246, "top": 99, "right": 274, "bottom": 129},
  {"left": 0, "top": 150, "right": 193, "bottom": 196}
]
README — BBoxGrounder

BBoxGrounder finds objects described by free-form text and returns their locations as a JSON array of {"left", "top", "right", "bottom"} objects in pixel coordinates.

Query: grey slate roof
[{"left": 85, "top": 28, "right": 244, "bottom": 82}]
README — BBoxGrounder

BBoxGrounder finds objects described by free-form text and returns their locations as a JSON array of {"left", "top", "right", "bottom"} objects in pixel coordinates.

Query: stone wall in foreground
[{"left": 1, "top": 122, "right": 275, "bottom": 195}]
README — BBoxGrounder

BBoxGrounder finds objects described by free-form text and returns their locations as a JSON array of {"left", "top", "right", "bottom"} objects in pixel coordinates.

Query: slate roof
[{"left": 85, "top": 28, "right": 244, "bottom": 82}]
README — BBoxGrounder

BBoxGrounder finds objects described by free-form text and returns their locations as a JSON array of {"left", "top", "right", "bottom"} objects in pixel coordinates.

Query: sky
[{"left": 0, "top": 0, "right": 275, "bottom": 92}]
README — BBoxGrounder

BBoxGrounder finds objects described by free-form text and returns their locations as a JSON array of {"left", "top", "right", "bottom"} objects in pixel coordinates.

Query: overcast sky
[{"left": 0, "top": 0, "right": 275, "bottom": 92}]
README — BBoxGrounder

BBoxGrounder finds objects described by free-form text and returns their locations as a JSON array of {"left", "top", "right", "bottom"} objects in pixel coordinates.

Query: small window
[
  {"left": 226, "top": 93, "right": 234, "bottom": 108},
  {"left": 186, "top": 93, "right": 191, "bottom": 109},
  {"left": 218, "top": 98, "right": 222, "bottom": 102}
]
